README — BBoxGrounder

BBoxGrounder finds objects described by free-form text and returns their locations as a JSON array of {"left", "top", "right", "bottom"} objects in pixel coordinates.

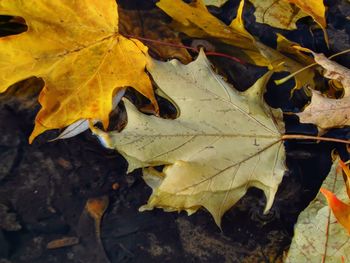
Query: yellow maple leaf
[
  {"left": 0, "top": 0, "right": 157, "bottom": 142},
  {"left": 157, "top": 0, "right": 317, "bottom": 92},
  {"left": 157, "top": 0, "right": 267, "bottom": 66},
  {"left": 249, "top": 0, "right": 306, "bottom": 30},
  {"left": 249, "top": 0, "right": 327, "bottom": 43},
  {"left": 286, "top": 0, "right": 327, "bottom": 30}
]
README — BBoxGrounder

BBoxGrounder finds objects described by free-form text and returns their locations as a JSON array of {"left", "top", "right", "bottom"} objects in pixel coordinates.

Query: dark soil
[{"left": 0, "top": 0, "right": 350, "bottom": 263}]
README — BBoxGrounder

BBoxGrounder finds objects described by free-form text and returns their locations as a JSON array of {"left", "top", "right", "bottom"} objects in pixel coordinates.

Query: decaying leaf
[
  {"left": 46, "top": 237, "right": 79, "bottom": 249},
  {"left": 286, "top": 156, "right": 350, "bottom": 263},
  {"left": 0, "top": 0, "right": 157, "bottom": 142},
  {"left": 91, "top": 51, "right": 286, "bottom": 226},
  {"left": 297, "top": 90, "right": 350, "bottom": 133},
  {"left": 84, "top": 196, "right": 110, "bottom": 263},
  {"left": 311, "top": 51, "right": 350, "bottom": 97},
  {"left": 157, "top": 0, "right": 316, "bottom": 91},
  {"left": 296, "top": 49, "right": 350, "bottom": 132},
  {"left": 86, "top": 195, "right": 109, "bottom": 241}
]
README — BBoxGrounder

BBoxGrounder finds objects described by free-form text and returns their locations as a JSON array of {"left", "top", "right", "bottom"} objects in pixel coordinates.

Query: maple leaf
[
  {"left": 296, "top": 49, "right": 350, "bottom": 132},
  {"left": 91, "top": 51, "right": 287, "bottom": 226},
  {"left": 286, "top": 156, "right": 350, "bottom": 262},
  {"left": 0, "top": 0, "right": 157, "bottom": 142},
  {"left": 157, "top": 0, "right": 316, "bottom": 91}
]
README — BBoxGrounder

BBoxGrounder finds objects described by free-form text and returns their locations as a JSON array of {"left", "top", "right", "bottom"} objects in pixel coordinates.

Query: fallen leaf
[
  {"left": 119, "top": 8, "right": 192, "bottom": 64},
  {"left": 86, "top": 196, "right": 109, "bottom": 241},
  {"left": 249, "top": 0, "right": 307, "bottom": 30},
  {"left": 156, "top": 0, "right": 266, "bottom": 65},
  {"left": 53, "top": 89, "right": 126, "bottom": 140},
  {"left": 91, "top": 51, "right": 286, "bottom": 226},
  {"left": 320, "top": 188, "right": 350, "bottom": 234},
  {"left": 296, "top": 90, "right": 350, "bottom": 133},
  {"left": 311, "top": 52, "right": 350, "bottom": 97},
  {"left": 339, "top": 159, "right": 350, "bottom": 199},
  {"left": 250, "top": 0, "right": 327, "bottom": 42},
  {"left": 84, "top": 196, "right": 110, "bottom": 263},
  {"left": 287, "top": 0, "right": 327, "bottom": 31},
  {"left": 157, "top": 0, "right": 316, "bottom": 91},
  {"left": 251, "top": 0, "right": 326, "bottom": 29},
  {"left": 286, "top": 156, "right": 350, "bottom": 262},
  {"left": 295, "top": 49, "right": 350, "bottom": 132},
  {"left": 276, "top": 34, "right": 315, "bottom": 66},
  {"left": 0, "top": 0, "right": 157, "bottom": 143}
]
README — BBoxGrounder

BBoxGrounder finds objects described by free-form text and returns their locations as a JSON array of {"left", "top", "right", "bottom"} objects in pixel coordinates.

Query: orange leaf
[
  {"left": 320, "top": 188, "right": 350, "bottom": 234},
  {"left": 339, "top": 159, "right": 350, "bottom": 199},
  {"left": 0, "top": 0, "right": 157, "bottom": 142}
]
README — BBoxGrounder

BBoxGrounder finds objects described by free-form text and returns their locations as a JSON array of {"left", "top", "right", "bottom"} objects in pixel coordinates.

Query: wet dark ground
[{"left": 1, "top": 0, "right": 350, "bottom": 262}]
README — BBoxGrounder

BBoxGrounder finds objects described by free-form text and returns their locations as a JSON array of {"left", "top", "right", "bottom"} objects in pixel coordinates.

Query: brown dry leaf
[
  {"left": 0, "top": 0, "right": 157, "bottom": 142},
  {"left": 297, "top": 91, "right": 350, "bottom": 133},
  {"left": 119, "top": 8, "right": 192, "bottom": 64},
  {"left": 311, "top": 52, "right": 350, "bottom": 97},
  {"left": 91, "top": 51, "right": 286, "bottom": 226},
  {"left": 86, "top": 195, "right": 109, "bottom": 240},
  {"left": 296, "top": 49, "right": 350, "bottom": 132},
  {"left": 46, "top": 237, "right": 79, "bottom": 249}
]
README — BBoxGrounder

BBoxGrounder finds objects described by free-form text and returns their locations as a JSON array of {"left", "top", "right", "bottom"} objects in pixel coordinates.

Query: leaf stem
[
  {"left": 282, "top": 134, "right": 350, "bottom": 144},
  {"left": 275, "top": 48, "right": 350, "bottom": 85},
  {"left": 125, "top": 34, "right": 245, "bottom": 64}
]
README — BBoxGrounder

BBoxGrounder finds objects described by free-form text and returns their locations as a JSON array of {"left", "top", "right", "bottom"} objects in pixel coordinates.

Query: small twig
[
  {"left": 282, "top": 134, "right": 350, "bottom": 144},
  {"left": 124, "top": 34, "right": 245, "bottom": 64},
  {"left": 275, "top": 48, "right": 350, "bottom": 85}
]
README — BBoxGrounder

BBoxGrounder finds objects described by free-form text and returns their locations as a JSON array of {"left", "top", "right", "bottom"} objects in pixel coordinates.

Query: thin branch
[
  {"left": 275, "top": 48, "right": 350, "bottom": 85},
  {"left": 282, "top": 134, "right": 350, "bottom": 144},
  {"left": 124, "top": 34, "right": 245, "bottom": 64}
]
